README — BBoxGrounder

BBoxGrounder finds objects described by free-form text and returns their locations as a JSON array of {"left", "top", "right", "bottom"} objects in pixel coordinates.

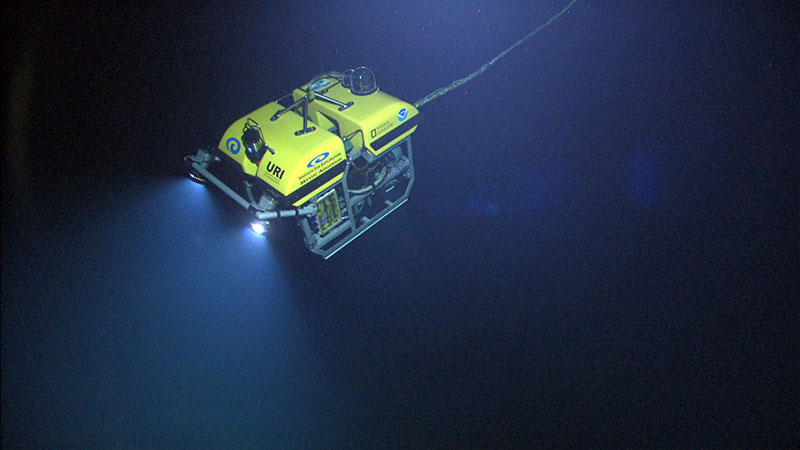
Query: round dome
[{"left": 342, "top": 67, "right": 378, "bottom": 96}]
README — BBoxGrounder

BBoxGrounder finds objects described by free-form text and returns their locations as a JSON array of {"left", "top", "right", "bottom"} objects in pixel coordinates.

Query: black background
[{"left": 3, "top": 1, "right": 798, "bottom": 447}]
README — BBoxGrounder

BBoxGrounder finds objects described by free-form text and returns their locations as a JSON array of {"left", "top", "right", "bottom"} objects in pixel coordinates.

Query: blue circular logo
[
  {"left": 307, "top": 152, "right": 329, "bottom": 168},
  {"left": 398, "top": 108, "right": 408, "bottom": 122},
  {"left": 226, "top": 137, "right": 241, "bottom": 154}
]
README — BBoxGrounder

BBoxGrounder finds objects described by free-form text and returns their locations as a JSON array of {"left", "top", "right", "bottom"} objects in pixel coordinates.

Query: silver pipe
[
  {"left": 253, "top": 206, "right": 316, "bottom": 220},
  {"left": 191, "top": 162, "right": 250, "bottom": 209},
  {"left": 315, "top": 92, "right": 350, "bottom": 109}
]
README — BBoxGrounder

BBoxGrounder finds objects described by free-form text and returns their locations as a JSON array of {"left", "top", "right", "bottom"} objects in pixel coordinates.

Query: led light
[
  {"left": 250, "top": 221, "right": 268, "bottom": 235},
  {"left": 188, "top": 168, "right": 207, "bottom": 184}
]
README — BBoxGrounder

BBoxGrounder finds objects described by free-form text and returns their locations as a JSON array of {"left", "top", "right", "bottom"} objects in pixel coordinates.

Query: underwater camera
[{"left": 185, "top": 67, "right": 420, "bottom": 259}]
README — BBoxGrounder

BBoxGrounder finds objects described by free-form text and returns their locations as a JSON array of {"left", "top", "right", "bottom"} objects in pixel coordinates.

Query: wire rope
[{"left": 414, "top": 0, "right": 579, "bottom": 108}]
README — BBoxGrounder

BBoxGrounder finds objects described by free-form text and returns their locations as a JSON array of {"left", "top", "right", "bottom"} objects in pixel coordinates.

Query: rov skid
[{"left": 185, "top": 67, "right": 420, "bottom": 259}]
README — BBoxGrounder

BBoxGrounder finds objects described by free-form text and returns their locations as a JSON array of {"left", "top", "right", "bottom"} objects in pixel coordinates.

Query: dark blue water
[{"left": 3, "top": 1, "right": 798, "bottom": 447}]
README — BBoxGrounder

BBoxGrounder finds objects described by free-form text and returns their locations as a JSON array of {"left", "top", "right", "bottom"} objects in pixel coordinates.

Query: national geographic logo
[{"left": 370, "top": 120, "right": 394, "bottom": 138}]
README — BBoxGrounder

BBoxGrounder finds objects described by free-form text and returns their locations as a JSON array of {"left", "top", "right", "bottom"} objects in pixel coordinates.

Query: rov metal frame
[{"left": 299, "top": 137, "right": 415, "bottom": 259}]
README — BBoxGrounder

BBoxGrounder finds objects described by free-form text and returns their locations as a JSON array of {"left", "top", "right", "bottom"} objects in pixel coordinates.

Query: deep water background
[{"left": 3, "top": 1, "right": 798, "bottom": 447}]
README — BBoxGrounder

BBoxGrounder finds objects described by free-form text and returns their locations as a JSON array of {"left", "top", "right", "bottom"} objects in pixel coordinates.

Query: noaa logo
[
  {"left": 226, "top": 137, "right": 241, "bottom": 154},
  {"left": 398, "top": 108, "right": 408, "bottom": 122},
  {"left": 307, "top": 152, "right": 329, "bottom": 168}
]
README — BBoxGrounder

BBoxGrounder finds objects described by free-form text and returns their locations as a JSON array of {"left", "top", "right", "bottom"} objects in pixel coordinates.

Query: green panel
[{"left": 315, "top": 189, "right": 342, "bottom": 235}]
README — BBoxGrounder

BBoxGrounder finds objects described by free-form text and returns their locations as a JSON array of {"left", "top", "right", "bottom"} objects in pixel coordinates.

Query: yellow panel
[
  {"left": 303, "top": 82, "right": 419, "bottom": 154},
  {"left": 216, "top": 79, "right": 417, "bottom": 204},
  {"left": 218, "top": 102, "right": 346, "bottom": 199},
  {"left": 217, "top": 103, "right": 283, "bottom": 176}
]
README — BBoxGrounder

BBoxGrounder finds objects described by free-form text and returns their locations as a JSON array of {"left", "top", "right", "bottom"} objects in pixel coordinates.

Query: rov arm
[{"left": 185, "top": 150, "right": 316, "bottom": 219}]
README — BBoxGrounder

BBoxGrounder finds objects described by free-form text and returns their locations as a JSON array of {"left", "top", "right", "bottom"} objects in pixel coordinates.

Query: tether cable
[{"left": 414, "top": 0, "right": 579, "bottom": 109}]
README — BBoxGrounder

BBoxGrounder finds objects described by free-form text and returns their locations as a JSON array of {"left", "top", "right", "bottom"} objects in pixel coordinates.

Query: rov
[
  {"left": 184, "top": 1, "right": 580, "bottom": 258},
  {"left": 185, "top": 67, "right": 420, "bottom": 259}
]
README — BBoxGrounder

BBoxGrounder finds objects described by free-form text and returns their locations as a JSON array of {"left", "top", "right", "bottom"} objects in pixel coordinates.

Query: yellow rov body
[{"left": 186, "top": 67, "right": 420, "bottom": 258}]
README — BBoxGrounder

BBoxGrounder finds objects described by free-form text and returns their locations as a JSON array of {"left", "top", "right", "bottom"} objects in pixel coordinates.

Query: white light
[
  {"left": 188, "top": 169, "right": 207, "bottom": 184},
  {"left": 250, "top": 221, "right": 268, "bottom": 235}
]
